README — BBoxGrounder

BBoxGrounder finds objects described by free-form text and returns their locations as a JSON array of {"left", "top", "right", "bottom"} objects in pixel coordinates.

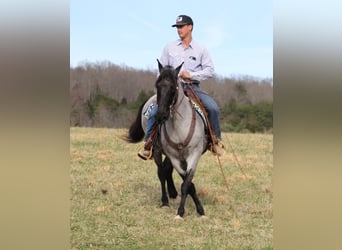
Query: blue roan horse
[{"left": 125, "top": 60, "right": 208, "bottom": 219}]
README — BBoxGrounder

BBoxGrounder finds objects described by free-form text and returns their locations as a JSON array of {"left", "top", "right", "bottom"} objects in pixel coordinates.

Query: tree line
[{"left": 70, "top": 61, "right": 273, "bottom": 133}]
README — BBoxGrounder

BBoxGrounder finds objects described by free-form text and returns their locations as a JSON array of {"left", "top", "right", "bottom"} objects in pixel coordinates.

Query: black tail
[{"left": 125, "top": 100, "right": 147, "bottom": 143}]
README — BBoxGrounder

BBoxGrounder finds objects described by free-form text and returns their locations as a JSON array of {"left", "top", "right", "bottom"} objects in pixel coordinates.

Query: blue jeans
[
  {"left": 144, "top": 84, "right": 221, "bottom": 141},
  {"left": 144, "top": 104, "right": 158, "bottom": 141}
]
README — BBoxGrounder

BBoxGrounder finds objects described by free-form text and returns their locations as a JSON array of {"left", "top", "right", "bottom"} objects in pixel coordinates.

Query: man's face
[{"left": 176, "top": 24, "right": 192, "bottom": 39}]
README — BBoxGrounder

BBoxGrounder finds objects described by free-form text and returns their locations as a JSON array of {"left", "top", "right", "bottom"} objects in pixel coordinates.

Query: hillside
[{"left": 70, "top": 61, "right": 273, "bottom": 132}]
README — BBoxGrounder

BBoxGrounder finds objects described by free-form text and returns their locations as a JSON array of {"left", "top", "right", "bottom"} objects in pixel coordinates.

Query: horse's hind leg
[
  {"left": 163, "top": 157, "right": 177, "bottom": 199},
  {"left": 188, "top": 182, "right": 205, "bottom": 216}
]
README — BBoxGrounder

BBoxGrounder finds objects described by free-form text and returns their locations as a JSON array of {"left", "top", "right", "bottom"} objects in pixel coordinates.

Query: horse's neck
[
  {"left": 166, "top": 82, "right": 196, "bottom": 141},
  {"left": 176, "top": 82, "right": 187, "bottom": 108},
  {"left": 172, "top": 82, "right": 191, "bottom": 121}
]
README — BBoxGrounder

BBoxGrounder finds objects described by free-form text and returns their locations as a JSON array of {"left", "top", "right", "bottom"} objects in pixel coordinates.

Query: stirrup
[
  {"left": 137, "top": 145, "right": 153, "bottom": 160},
  {"left": 209, "top": 141, "right": 225, "bottom": 156},
  {"left": 216, "top": 140, "right": 225, "bottom": 149}
]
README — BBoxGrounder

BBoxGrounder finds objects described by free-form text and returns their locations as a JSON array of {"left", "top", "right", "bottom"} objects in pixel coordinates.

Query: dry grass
[{"left": 70, "top": 127, "right": 273, "bottom": 249}]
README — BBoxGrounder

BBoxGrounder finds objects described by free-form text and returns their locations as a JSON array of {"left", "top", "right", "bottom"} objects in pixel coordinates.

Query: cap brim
[{"left": 171, "top": 22, "right": 188, "bottom": 27}]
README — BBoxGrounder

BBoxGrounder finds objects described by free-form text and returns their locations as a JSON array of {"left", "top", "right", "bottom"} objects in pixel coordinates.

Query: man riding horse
[{"left": 138, "top": 15, "right": 225, "bottom": 160}]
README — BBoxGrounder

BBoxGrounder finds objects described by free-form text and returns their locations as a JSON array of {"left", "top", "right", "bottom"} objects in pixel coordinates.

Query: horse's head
[{"left": 155, "top": 59, "right": 183, "bottom": 124}]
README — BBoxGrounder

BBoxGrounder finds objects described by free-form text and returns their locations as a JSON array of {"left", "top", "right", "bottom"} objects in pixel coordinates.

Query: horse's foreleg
[
  {"left": 164, "top": 157, "right": 177, "bottom": 199},
  {"left": 154, "top": 149, "right": 169, "bottom": 207},
  {"left": 177, "top": 181, "right": 188, "bottom": 217},
  {"left": 176, "top": 171, "right": 193, "bottom": 217},
  {"left": 158, "top": 166, "right": 169, "bottom": 206},
  {"left": 188, "top": 182, "right": 205, "bottom": 216}
]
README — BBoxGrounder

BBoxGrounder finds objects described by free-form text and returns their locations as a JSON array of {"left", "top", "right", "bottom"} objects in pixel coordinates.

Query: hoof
[
  {"left": 161, "top": 204, "right": 170, "bottom": 209},
  {"left": 198, "top": 215, "right": 209, "bottom": 220},
  {"left": 174, "top": 215, "right": 184, "bottom": 221}
]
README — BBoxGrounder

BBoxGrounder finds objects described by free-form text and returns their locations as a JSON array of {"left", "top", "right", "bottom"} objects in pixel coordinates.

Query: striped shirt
[{"left": 159, "top": 39, "right": 215, "bottom": 81}]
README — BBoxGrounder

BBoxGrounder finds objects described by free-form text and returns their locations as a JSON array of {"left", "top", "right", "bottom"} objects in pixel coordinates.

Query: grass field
[{"left": 70, "top": 127, "right": 273, "bottom": 249}]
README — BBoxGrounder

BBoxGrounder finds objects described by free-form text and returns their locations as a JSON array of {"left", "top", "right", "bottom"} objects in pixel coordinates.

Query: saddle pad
[
  {"left": 143, "top": 98, "right": 208, "bottom": 129},
  {"left": 190, "top": 99, "right": 208, "bottom": 129}
]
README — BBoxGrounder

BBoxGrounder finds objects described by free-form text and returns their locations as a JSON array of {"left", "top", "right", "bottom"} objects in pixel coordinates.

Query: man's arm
[{"left": 188, "top": 47, "right": 215, "bottom": 81}]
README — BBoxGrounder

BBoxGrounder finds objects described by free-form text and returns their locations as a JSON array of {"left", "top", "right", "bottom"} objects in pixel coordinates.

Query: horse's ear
[
  {"left": 175, "top": 62, "right": 184, "bottom": 76},
  {"left": 157, "top": 59, "right": 163, "bottom": 73}
]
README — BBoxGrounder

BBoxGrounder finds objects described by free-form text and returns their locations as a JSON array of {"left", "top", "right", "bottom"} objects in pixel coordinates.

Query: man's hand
[{"left": 179, "top": 71, "right": 191, "bottom": 80}]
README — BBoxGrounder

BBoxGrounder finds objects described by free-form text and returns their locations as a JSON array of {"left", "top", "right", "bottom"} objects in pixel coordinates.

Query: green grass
[{"left": 70, "top": 127, "right": 273, "bottom": 249}]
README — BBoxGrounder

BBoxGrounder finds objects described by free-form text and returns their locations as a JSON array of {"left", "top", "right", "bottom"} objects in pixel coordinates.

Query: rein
[
  {"left": 169, "top": 84, "right": 179, "bottom": 111},
  {"left": 170, "top": 86, "right": 184, "bottom": 115}
]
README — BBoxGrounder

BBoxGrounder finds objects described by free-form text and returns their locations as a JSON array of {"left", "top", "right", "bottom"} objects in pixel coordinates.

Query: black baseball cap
[{"left": 171, "top": 15, "right": 193, "bottom": 27}]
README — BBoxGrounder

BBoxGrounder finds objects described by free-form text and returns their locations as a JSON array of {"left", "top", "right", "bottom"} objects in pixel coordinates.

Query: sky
[{"left": 70, "top": 0, "right": 273, "bottom": 79}]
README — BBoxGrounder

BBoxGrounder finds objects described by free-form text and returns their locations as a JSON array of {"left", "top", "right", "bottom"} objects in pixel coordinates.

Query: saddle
[{"left": 183, "top": 84, "right": 219, "bottom": 147}]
